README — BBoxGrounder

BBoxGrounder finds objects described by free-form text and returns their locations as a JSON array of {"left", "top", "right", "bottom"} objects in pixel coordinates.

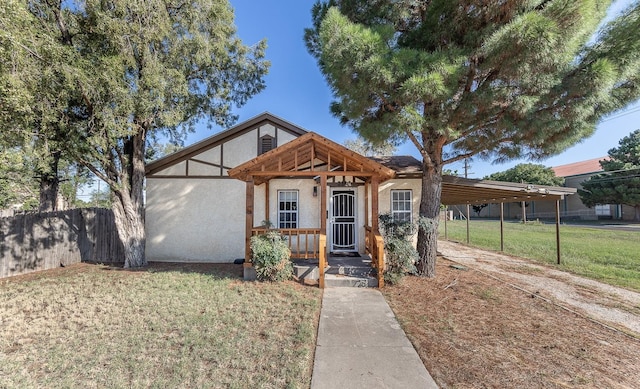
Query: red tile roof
[{"left": 552, "top": 157, "right": 608, "bottom": 177}]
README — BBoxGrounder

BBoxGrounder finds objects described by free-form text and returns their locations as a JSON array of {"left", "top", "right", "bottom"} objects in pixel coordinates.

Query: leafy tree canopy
[
  {"left": 1, "top": 0, "right": 269, "bottom": 267},
  {"left": 484, "top": 163, "right": 564, "bottom": 186},
  {"left": 579, "top": 129, "right": 640, "bottom": 220},
  {"left": 0, "top": 146, "right": 38, "bottom": 210},
  {"left": 306, "top": 0, "right": 640, "bottom": 276}
]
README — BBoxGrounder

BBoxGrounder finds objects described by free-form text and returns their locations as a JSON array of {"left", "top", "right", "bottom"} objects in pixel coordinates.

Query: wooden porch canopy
[{"left": 228, "top": 132, "right": 396, "bottom": 184}]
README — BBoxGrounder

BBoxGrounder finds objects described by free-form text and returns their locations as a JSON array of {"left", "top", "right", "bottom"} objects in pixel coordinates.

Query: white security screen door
[{"left": 330, "top": 189, "right": 357, "bottom": 252}]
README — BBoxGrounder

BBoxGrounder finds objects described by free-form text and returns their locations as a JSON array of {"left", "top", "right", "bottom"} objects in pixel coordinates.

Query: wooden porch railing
[
  {"left": 251, "top": 228, "right": 322, "bottom": 259},
  {"left": 365, "top": 226, "right": 385, "bottom": 288},
  {"left": 251, "top": 228, "right": 328, "bottom": 288}
]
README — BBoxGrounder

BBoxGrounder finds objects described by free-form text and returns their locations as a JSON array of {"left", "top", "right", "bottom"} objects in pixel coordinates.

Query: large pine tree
[{"left": 306, "top": 0, "right": 640, "bottom": 276}]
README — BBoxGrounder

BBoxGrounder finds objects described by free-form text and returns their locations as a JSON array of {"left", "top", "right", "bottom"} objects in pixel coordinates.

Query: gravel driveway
[{"left": 438, "top": 240, "right": 640, "bottom": 337}]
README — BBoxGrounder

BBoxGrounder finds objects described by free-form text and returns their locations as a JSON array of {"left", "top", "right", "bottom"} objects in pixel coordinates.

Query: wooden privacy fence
[{"left": 0, "top": 208, "right": 124, "bottom": 278}]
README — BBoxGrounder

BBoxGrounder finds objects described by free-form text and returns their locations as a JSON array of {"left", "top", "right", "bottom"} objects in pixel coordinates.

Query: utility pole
[{"left": 463, "top": 158, "right": 473, "bottom": 178}]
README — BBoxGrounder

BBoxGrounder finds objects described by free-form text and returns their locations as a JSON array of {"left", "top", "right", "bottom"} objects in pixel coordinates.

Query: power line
[{"left": 600, "top": 106, "right": 640, "bottom": 123}]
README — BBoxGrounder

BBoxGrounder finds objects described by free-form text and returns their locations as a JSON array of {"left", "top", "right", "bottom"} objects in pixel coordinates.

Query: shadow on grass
[{"left": 94, "top": 261, "right": 244, "bottom": 280}]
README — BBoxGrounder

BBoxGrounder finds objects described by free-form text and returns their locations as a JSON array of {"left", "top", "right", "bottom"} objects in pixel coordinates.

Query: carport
[{"left": 440, "top": 175, "right": 577, "bottom": 264}]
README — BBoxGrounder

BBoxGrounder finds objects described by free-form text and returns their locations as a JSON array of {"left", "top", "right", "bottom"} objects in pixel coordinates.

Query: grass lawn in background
[
  {"left": 439, "top": 220, "right": 640, "bottom": 291},
  {"left": 0, "top": 263, "right": 322, "bottom": 389}
]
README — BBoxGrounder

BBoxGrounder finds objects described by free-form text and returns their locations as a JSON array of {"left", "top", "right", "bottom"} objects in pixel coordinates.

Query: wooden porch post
[
  {"left": 364, "top": 180, "right": 369, "bottom": 227},
  {"left": 245, "top": 178, "right": 254, "bottom": 266},
  {"left": 371, "top": 176, "right": 384, "bottom": 287},
  {"left": 319, "top": 174, "right": 327, "bottom": 288},
  {"left": 371, "top": 177, "right": 379, "bottom": 231}
]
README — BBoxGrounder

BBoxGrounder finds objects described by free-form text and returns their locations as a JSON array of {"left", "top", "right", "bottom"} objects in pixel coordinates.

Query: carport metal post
[
  {"left": 556, "top": 199, "right": 561, "bottom": 265},
  {"left": 444, "top": 206, "right": 448, "bottom": 240},
  {"left": 466, "top": 204, "right": 470, "bottom": 244},
  {"left": 500, "top": 202, "right": 504, "bottom": 252}
]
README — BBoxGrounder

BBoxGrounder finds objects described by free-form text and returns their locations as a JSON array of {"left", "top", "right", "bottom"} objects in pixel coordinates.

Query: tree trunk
[
  {"left": 110, "top": 130, "right": 147, "bottom": 268},
  {"left": 39, "top": 176, "right": 59, "bottom": 212},
  {"left": 635, "top": 205, "right": 640, "bottom": 222},
  {"left": 415, "top": 161, "right": 442, "bottom": 277},
  {"left": 38, "top": 151, "right": 61, "bottom": 212},
  {"left": 112, "top": 188, "right": 146, "bottom": 268}
]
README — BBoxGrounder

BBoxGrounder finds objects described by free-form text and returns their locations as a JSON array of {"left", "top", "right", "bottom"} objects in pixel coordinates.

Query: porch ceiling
[{"left": 228, "top": 132, "right": 396, "bottom": 185}]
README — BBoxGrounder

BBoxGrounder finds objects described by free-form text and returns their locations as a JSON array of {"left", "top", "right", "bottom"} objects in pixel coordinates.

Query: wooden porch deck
[{"left": 251, "top": 227, "right": 385, "bottom": 288}]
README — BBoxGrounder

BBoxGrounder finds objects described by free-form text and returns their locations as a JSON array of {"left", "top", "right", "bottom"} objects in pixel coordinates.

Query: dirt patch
[
  {"left": 438, "top": 240, "right": 640, "bottom": 336},
  {"left": 384, "top": 257, "right": 640, "bottom": 388}
]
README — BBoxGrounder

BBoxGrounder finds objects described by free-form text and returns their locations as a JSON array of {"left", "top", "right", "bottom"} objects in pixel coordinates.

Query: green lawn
[
  {"left": 439, "top": 220, "right": 640, "bottom": 291},
  {"left": 0, "top": 263, "right": 322, "bottom": 389}
]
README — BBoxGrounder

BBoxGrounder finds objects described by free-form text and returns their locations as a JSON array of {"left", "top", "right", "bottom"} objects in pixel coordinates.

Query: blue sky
[{"left": 185, "top": 0, "right": 640, "bottom": 179}]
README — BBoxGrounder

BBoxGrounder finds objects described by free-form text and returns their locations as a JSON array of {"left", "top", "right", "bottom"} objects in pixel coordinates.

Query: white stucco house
[{"left": 145, "top": 112, "right": 575, "bottom": 287}]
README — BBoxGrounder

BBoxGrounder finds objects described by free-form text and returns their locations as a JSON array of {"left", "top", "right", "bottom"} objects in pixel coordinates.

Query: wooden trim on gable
[{"left": 146, "top": 112, "right": 308, "bottom": 176}]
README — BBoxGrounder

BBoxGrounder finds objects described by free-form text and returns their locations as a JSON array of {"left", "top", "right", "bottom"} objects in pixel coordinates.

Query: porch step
[
  {"left": 325, "top": 264, "right": 373, "bottom": 278},
  {"left": 292, "top": 257, "right": 379, "bottom": 288},
  {"left": 293, "top": 262, "right": 319, "bottom": 280},
  {"left": 324, "top": 273, "right": 378, "bottom": 288}
]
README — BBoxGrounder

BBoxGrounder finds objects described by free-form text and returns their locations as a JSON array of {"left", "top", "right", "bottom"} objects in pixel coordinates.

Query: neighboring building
[
  {"left": 552, "top": 157, "right": 635, "bottom": 221},
  {"left": 145, "top": 113, "right": 574, "bottom": 285}
]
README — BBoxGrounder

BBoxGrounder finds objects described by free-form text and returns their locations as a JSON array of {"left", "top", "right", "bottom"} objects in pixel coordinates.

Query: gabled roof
[
  {"left": 145, "top": 112, "right": 308, "bottom": 175},
  {"left": 228, "top": 132, "right": 396, "bottom": 185},
  {"left": 552, "top": 157, "right": 607, "bottom": 178}
]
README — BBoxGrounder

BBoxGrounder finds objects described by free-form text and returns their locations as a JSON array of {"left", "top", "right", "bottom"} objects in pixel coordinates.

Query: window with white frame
[
  {"left": 278, "top": 190, "right": 298, "bottom": 228},
  {"left": 391, "top": 190, "right": 412, "bottom": 223}
]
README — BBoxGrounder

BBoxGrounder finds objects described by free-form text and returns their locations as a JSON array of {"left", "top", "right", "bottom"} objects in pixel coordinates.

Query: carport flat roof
[
  {"left": 372, "top": 156, "right": 576, "bottom": 205},
  {"left": 441, "top": 175, "right": 576, "bottom": 205}
]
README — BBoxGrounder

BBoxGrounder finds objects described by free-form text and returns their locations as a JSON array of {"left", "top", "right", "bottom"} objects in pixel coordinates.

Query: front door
[{"left": 330, "top": 189, "right": 357, "bottom": 252}]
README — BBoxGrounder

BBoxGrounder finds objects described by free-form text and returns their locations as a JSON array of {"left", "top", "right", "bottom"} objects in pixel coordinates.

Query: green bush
[
  {"left": 250, "top": 230, "right": 293, "bottom": 282},
  {"left": 379, "top": 214, "right": 418, "bottom": 285}
]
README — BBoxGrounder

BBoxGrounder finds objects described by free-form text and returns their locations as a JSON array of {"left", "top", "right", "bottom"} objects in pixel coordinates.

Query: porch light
[{"left": 313, "top": 186, "right": 318, "bottom": 197}]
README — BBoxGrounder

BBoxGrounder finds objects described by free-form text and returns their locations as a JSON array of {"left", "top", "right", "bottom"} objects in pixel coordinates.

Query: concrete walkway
[{"left": 311, "top": 287, "right": 438, "bottom": 389}]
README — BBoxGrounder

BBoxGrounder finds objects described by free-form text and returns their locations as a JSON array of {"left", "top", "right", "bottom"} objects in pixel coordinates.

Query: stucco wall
[
  {"left": 145, "top": 123, "right": 304, "bottom": 262},
  {"left": 378, "top": 179, "right": 422, "bottom": 223},
  {"left": 377, "top": 178, "right": 422, "bottom": 247},
  {"left": 266, "top": 179, "right": 319, "bottom": 229},
  {"left": 145, "top": 178, "right": 246, "bottom": 262}
]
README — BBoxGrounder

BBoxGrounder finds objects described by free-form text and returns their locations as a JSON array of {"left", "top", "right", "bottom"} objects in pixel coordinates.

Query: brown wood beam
[
  {"left": 320, "top": 175, "right": 327, "bottom": 232},
  {"left": 371, "top": 177, "right": 379, "bottom": 231},
  {"left": 250, "top": 171, "right": 376, "bottom": 177},
  {"left": 364, "top": 180, "right": 369, "bottom": 228}
]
